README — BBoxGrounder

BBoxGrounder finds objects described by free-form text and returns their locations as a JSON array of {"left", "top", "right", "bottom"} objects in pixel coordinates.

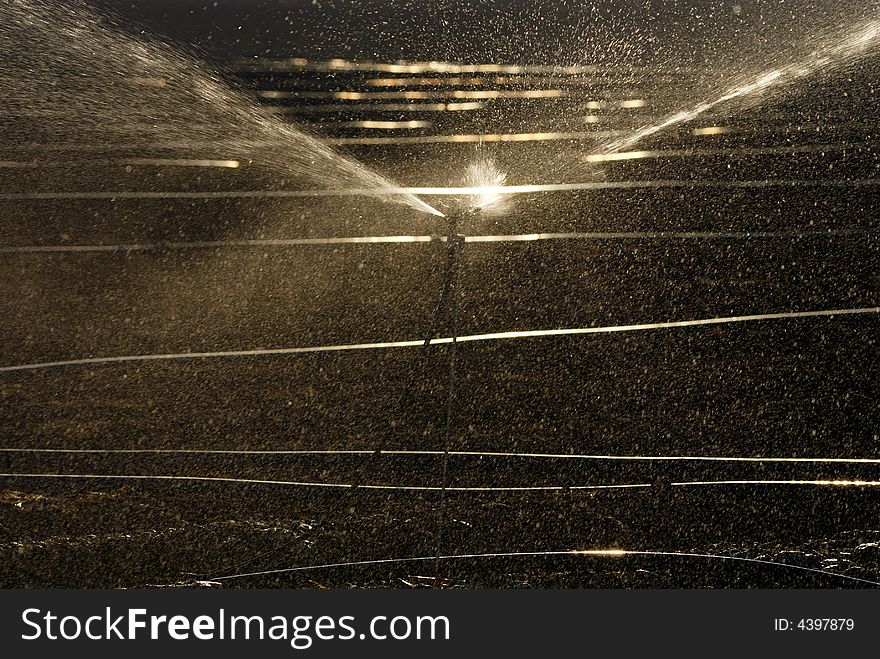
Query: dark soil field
[{"left": 1, "top": 2, "right": 879, "bottom": 588}]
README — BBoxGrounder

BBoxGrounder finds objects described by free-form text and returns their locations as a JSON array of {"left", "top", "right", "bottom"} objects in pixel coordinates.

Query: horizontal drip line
[
  {"left": 581, "top": 141, "right": 861, "bottom": 163},
  {"left": 408, "top": 178, "right": 880, "bottom": 196},
  {"left": 125, "top": 158, "right": 240, "bottom": 169},
  {"left": 0, "top": 472, "right": 650, "bottom": 493},
  {"left": 692, "top": 126, "right": 734, "bottom": 136},
  {"left": 364, "top": 76, "right": 588, "bottom": 88},
  {"left": 0, "top": 130, "right": 621, "bottom": 151},
  {"left": 4, "top": 228, "right": 877, "bottom": 254},
  {"left": 2, "top": 448, "right": 878, "bottom": 464},
  {"left": 329, "top": 130, "right": 622, "bottom": 145},
  {"left": 677, "top": 480, "right": 880, "bottom": 487},
  {"left": 467, "top": 228, "right": 880, "bottom": 242},
  {"left": 0, "top": 236, "right": 431, "bottom": 253},
  {"left": 0, "top": 141, "right": 859, "bottom": 172},
  {"left": 2, "top": 177, "right": 879, "bottom": 201},
  {"left": 266, "top": 101, "right": 487, "bottom": 113},
  {"left": 7, "top": 121, "right": 873, "bottom": 151},
  {"left": 328, "top": 122, "right": 879, "bottom": 145},
  {"left": 259, "top": 89, "right": 568, "bottom": 100},
  {"left": 233, "top": 59, "right": 610, "bottom": 75},
  {"left": 2, "top": 306, "right": 877, "bottom": 373},
  {"left": 358, "top": 76, "right": 671, "bottom": 88},
  {"left": 207, "top": 549, "right": 880, "bottom": 587},
  {"left": 1, "top": 473, "right": 878, "bottom": 493},
  {"left": 0, "top": 158, "right": 242, "bottom": 169},
  {"left": 341, "top": 120, "right": 433, "bottom": 130}
]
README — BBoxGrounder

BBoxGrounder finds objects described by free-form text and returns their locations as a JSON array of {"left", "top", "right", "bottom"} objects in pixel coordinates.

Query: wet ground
[{"left": 1, "top": 52, "right": 879, "bottom": 588}]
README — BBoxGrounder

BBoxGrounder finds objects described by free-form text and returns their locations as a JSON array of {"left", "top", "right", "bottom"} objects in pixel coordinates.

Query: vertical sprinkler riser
[{"left": 423, "top": 208, "right": 477, "bottom": 573}]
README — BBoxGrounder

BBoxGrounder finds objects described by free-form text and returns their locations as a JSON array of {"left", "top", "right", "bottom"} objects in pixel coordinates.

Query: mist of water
[
  {"left": 455, "top": 8, "right": 880, "bottom": 211},
  {"left": 464, "top": 151, "right": 508, "bottom": 211},
  {"left": 595, "top": 14, "right": 880, "bottom": 156},
  {"left": 0, "top": 0, "right": 443, "bottom": 217}
]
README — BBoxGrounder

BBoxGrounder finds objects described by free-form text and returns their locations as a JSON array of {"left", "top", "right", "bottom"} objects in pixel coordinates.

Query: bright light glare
[{"left": 464, "top": 154, "right": 508, "bottom": 210}]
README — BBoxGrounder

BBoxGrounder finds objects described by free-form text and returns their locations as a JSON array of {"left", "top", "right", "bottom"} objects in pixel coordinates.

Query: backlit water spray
[
  {"left": 0, "top": 0, "right": 442, "bottom": 217},
  {"left": 452, "top": 9, "right": 880, "bottom": 203},
  {"left": 595, "top": 14, "right": 880, "bottom": 157},
  {"left": 464, "top": 151, "right": 508, "bottom": 212}
]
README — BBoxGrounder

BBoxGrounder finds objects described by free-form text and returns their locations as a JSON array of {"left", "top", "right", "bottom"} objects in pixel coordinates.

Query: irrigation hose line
[
  {"left": 4, "top": 226, "right": 880, "bottom": 255},
  {"left": 202, "top": 549, "right": 880, "bottom": 587},
  {"left": 2, "top": 177, "right": 880, "bottom": 202},
  {"left": 0, "top": 140, "right": 867, "bottom": 169},
  {"left": 2, "top": 448, "right": 878, "bottom": 464},
  {"left": 1, "top": 473, "right": 879, "bottom": 493},
  {"left": 3, "top": 226, "right": 880, "bottom": 255},
  {"left": 2, "top": 306, "right": 879, "bottom": 374},
  {"left": 5, "top": 472, "right": 874, "bottom": 587}
]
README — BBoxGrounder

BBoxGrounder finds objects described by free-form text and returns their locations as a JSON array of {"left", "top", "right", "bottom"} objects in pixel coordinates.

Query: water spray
[
  {"left": 0, "top": 0, "right": 443, "bottom": 219},
  {"left": 593, "top": 15, "right": 880, "bottom": 160}
]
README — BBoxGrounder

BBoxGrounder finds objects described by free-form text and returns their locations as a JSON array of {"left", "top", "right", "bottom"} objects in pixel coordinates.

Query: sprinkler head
[{"left": 445, "top": 205, "right": 481, "bottom": 235}]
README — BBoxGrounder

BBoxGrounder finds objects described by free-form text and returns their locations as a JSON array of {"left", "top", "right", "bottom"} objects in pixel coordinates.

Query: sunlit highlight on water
[
  {"left": 592, "top": 17, "right": 880, "bottom": 158},
  {"left": 464, "top": 154, "right": 508, "bottom": 210}
]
